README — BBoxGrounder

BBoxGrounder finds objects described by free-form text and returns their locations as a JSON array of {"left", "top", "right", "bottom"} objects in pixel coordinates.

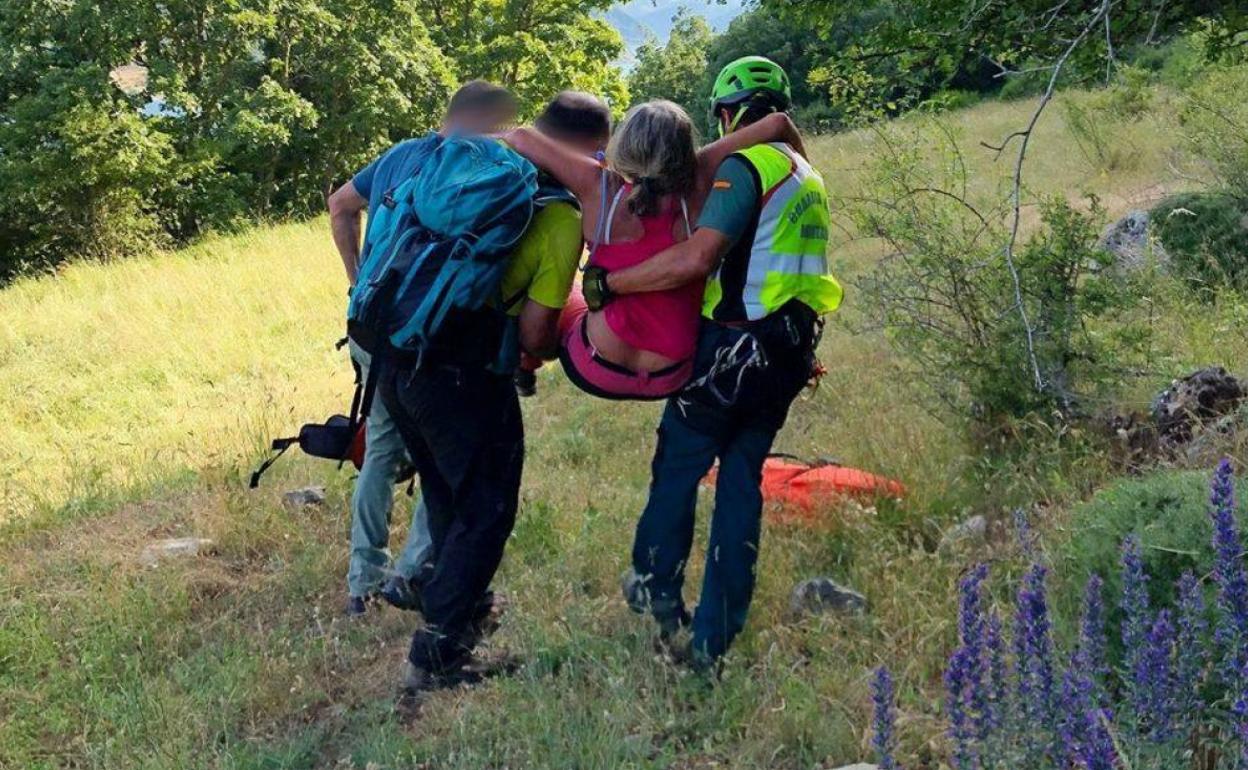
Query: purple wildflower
[
  {"left": 1014, "top": 565, "right": 1056, "bottom": 754},
  {"left": 1233, "top": 673, "right": 1248, "bottom": 770},
  {"left": 945, "top": 646, "right": 976, "bottom": 770},
  {"left": 1120, "top": 535, "right": 1150, "bottom": 655},
  {"left": 1210, "top": 458, "right": 1248, "bottom": 687},
  {"left": 983, "top": 612, "right": 1007, "bottom": 735},
  {"left": 1058, "top": 576, "right": 1108, "bottom": 765},
  {"left": 1079, "top": 574, "right": 1108, "bottom": 698},
  {"left": 959, "top": 564, "right": 989, "bottom": 650},
  {"left": 958, "top": 564, "right": 989, "bottom": 739},
  {"left": 1135, "top": 609, "right": 1176, "bottom": 741},
  {"left": 871, "top": 666, "right": 899, "bottom": 770},
  {"left": 1023, "top": 566, "right": 1056, "bottom": 712},
  {"left": 1174, "top": 571, "right": 1207, "bottom": 731},
  {"left": 1058, "top": 667, "right": 1096, "bottom": 766},
  {"left": 1078, "top": 707, "right": 1119, "bottom": 770}
]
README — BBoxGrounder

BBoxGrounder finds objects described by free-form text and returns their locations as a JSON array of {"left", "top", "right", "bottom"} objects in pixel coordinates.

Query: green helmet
[{"left": 709, "top": 56, "right": 792, "bottom": 120}]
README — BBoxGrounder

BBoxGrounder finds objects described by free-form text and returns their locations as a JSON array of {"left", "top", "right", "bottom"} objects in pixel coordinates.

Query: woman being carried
[{"left": 503, "top": 100, "right": 805, "bottom": 400}]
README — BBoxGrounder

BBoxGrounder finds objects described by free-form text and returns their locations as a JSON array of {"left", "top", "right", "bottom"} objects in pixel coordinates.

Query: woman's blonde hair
[{"left": 606, "top": 100, "right": 698, "bottom": 217}]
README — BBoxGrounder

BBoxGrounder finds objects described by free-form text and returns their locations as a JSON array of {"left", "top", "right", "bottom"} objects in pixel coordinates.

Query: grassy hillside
[{"left": 3, "top": 91, "right": 1246, "bottom": 769}]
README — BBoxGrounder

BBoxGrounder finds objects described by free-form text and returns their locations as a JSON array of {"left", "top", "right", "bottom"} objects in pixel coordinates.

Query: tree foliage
[
  {"left": 0, "top": 0, "right": 624, "bottom": 279},
  {"left": 626, "top": 9, "right": 715, "bottom": 122},
  {"left": 761, "top": 0, "right": 1245, "bottom": 120}
]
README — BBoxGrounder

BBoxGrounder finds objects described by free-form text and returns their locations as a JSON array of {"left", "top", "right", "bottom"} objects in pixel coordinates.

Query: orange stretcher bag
[{"left": 702, "top": 454, "right": 905, "bottom": 526}]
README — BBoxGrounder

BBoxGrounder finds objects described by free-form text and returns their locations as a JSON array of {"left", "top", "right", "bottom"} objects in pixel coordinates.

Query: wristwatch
[{"left": 582, "top": 265, "right": 614, "bottom": 311}]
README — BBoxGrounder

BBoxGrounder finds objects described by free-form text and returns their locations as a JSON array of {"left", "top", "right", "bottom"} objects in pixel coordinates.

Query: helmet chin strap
[
  {"left": 718, "top": 102, "right": 779, "bottom": 138},
  {"left": 716, "top": 104, "right": 750, "bottom": 138}
]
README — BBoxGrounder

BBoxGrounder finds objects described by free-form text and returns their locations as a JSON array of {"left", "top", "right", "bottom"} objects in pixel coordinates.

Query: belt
[{"left": 580, "top": 320, "right": 688, "bottom": 378}]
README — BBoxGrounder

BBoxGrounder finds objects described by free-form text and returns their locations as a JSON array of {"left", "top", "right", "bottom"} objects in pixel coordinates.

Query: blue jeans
[
  {"left": 631, "top": 306, "right": 817, "bottom": 660},
  {"left": 347, "top": 342, "right": 433, "bottom": 598}
]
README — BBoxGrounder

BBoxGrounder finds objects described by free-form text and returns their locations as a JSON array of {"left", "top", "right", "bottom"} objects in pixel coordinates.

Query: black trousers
[{"left": 379, "top": 360, "right": 524, "bottom": 672}]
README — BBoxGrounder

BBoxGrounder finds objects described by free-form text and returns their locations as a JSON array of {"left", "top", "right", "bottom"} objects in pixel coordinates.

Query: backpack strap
[
  {"left": 248, "top": 437, "right": 297, "bottom": 489},
  {"left": 587, "top": 153, "right": 610, "bottom": 262},
  {"left": 348, "top": 341, "right": 391, "bottom": 466}
]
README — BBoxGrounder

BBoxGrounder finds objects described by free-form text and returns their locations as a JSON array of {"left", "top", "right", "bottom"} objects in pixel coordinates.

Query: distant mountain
[
  {"left": 604, "top": 0, "right": 748, "bottom": 67},
  {"left": 603, "top": 7, "right": 653, "bottom": 58},
  {"left": 616, "top": 0, "right": 746, "bottom": 40}
]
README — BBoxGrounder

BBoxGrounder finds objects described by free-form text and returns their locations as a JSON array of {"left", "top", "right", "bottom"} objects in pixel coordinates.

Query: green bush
[
  {"left": 1152, "top": 192, "right": 1248, "bottom": 294},
  {"left": 790, "top": 101, "right": 849, "bottom": 134},
  {"left": 854, "top": 123, "right": 1155, "bottom": 426},
  {"left": 1177, "top": 62, "right": 1248, "bottom": 199},
  {"left": 1124, "top": 34, "right": 1206, "bottom": 88},
  {"left": 1047, "top": 468, "right": 1237, "bottom": 667},
  {"left": 921, "top": 89, "right": 985, "bottom": 113}
]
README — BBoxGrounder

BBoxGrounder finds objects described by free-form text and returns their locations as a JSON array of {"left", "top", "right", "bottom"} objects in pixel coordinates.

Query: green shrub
[
  {"left": 853, "top": 122, "right": 1155, "bottom": 426},
  {"left": 921, "top": 89, "right": 984, "bottom": 113},
  {"left": 791, "top": 101, "right": 849, "bottom": 135},
  {"left": 1047, "top": 469, "right": 1234, "bottom": 657},
  {"left": 998, "top": 68, "right": 1053, "bottom": 101},
  {"left": 1153, "top": 192, "right": 1248, "bottom": 294},
  {"left": 1177, "top": 62, "right": 1248, "bottom": 199},
  {"left": 1124, "top": 34, "right": 1206, "bottom": 88}
]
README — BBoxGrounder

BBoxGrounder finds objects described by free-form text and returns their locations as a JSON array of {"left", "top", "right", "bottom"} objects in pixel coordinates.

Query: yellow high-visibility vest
[{"left": 703, "top": 142, "right": 843, "bottom": 321}]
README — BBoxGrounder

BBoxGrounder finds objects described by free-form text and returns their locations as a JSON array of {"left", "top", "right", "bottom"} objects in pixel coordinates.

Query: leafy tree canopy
[
  {"left": 0, "top": 0, "right": 625, "bottom": 278},
  {"left": 627, "top": 9, "right": 715, "bottom": 122}
]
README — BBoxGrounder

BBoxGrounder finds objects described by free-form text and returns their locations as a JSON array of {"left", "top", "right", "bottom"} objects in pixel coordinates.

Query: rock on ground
[
  {"left": 283, "top": 486, "right": 327, "bottom": 508},
  {"left": 938, "top": 514, "right": 987, "bottom": 552},
  {"left": 1100, "top": 209, "right": 1167, "bottom": 272},
  {"left": 1152, "top": 367, "right": 1244, "bottom": 446},
  {"left": 140, "top": 537, "right": 215, "bottom": 567},
  {"left": 790, "top": 577, "right": 868, "bottom": 617}
]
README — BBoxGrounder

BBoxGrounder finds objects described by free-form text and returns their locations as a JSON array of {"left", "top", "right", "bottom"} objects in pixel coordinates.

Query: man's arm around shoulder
[
  {"left": 605, "top": 154, "right": 759, "bottom": 297},
  {"left": 606, "top": 228, "right": 730, "bottom": 296}
]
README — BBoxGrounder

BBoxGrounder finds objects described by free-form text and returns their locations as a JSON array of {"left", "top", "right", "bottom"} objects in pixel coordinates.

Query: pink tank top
[{"left": 590, "top": 185, "right": 701, "bottom": 361}]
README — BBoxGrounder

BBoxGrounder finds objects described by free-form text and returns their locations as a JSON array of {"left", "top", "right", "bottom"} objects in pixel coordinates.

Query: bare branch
[
  {"left": 1145, "top": 0, "right": 1167, "bottom": 45},
  {"left": 993, "top": 0, "right": 1116, "bottom": 394},
  {"left": 980, "top": 131, "right": 1029, "bottom": 156},
  {"left": 1104, "top": 7, "right": 1116, "bottom": 84}
]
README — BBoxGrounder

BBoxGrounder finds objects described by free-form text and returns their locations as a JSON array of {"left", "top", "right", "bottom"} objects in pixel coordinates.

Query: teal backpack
[
  {"left": 251, "top": 136, "right": 575, "bottom": 488},
  {"left": 348, "top": 135, "right": 538, "bottom": 360}
]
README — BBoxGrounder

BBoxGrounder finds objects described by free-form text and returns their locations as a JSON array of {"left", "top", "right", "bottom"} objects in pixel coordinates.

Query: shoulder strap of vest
[{"left": 734, "top": 143, "right": 797, "bottom": 194}]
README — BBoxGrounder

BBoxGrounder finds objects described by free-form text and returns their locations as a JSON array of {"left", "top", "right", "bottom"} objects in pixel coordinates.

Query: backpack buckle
[{"left": 382, "top": 191, "right": 397, "bottom": 209}]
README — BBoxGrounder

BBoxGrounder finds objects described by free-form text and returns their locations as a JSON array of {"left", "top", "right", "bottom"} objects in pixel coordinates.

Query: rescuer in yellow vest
[{"left": 585, "top": 56, "right": 843, "bottom": 669}]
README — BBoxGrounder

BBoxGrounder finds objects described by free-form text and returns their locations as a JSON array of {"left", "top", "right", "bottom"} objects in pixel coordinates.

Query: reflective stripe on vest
[{"left": 703, "top": 143, "right": 843, "bottom": 321}]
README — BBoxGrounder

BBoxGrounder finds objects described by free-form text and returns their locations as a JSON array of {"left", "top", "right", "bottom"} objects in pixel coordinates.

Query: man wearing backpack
[
  {"left": 328, "top": 84, "right": 610, "bottom": 690},
  {"left": 369, "top": 92, "right": 613, "bottom": 616},
  {"left": 328, "top": 81, "right": 523, "bottom": 617},
  {"left": 586, "top": 57, "right": 843, "bottom": 669}
]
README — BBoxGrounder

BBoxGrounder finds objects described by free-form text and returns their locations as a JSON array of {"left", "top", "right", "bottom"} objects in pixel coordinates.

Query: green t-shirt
[
  {"left": 696, "top": 156, "right": 760, "bottom": 247},
  {"left": 499, "top": 201, "right": 583, "bottom": 315}
]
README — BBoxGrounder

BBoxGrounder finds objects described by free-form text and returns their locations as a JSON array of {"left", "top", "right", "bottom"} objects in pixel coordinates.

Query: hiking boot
[
  {"left": 345, "top": 595, "right": 370, "bottom": 617},
  {"left": 657, "top": 606, "right": 692, "bottom": 641},
  {"left": 463, "top": 591, "right": 505, "bottom": 648},
  {"left": 514, "top": 368, "right": 537, "bottom": 398},
  {"left": 380, "top": 574, "right": 424, "bottom": 613},
  {"left": 400, "top": 662, "right": 440, "bottom": 695},
  {"left": 622, "top": 568, "right": 689, "bottom": 638},
  {"left": 621, "top": 568, "right": 649, "bottom": 614}
]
